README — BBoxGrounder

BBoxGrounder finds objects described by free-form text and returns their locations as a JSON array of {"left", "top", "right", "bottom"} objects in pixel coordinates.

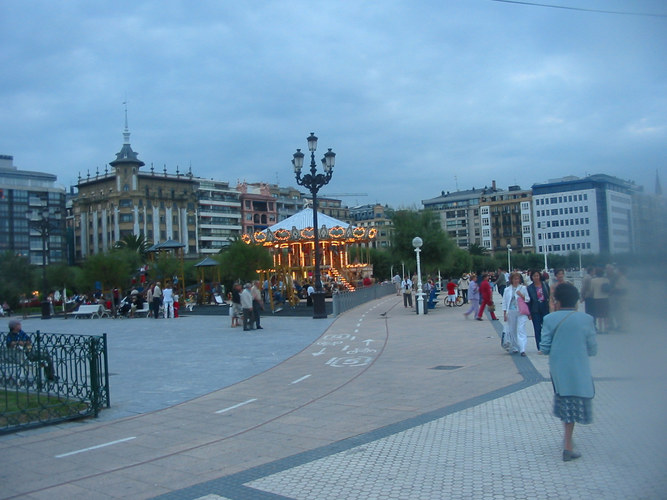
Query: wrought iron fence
[
  {"left": 332, "top": 283, "right": 396, "bottom": 316},
  {"left": 0, "top": 330, "right": 109, "bottom": 434}
]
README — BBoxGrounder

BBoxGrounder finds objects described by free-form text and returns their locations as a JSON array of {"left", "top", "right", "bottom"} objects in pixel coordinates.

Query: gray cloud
[{"left": 1, "top": 0, "right": 665, "bottom": 204}]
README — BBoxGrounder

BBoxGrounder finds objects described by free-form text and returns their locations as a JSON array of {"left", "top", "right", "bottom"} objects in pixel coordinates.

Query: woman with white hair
[{"left": 502, "top": 272, "right": 530, "bottom": 356}]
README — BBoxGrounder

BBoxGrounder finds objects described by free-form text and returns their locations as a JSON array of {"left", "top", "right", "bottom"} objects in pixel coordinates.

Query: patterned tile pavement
[
  {"left": 157, "top": 281, "right": 666, "bottom": 500},
  {"left": 2, "top": 280, "right": 665, "bottom": 500}
]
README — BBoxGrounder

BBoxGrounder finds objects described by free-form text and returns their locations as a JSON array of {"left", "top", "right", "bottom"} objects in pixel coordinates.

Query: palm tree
[
  {"left": 467, "top": 243, "right": 488, "bottom": 256},
  {"left": 114, "top": 234, "right": 151, "bottom": 259}
]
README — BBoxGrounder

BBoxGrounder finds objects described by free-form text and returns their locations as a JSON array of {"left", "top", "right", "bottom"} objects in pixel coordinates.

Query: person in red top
[
  {"left": 476, "top": 273, "right": 499, "bottom": 321},
  {"left": 445, "top": 279, "right": 458, "bottom": 307}
]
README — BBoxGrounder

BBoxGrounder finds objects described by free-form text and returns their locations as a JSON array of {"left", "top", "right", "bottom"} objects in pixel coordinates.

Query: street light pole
[
  {"left": 543, "top": 229, "right": 548, "bottom": 272},
  {"left": 27, "top": 207, "right": 58, "bottom": 319},
  {"left": 506, "top": 243, "right": 512, "bottom": 273},
  {"left": 292, "top": 132, "right": 336, "bottom": 319},
  {"left": 412, "top": 236, "right": 424, "bottom": 315}
]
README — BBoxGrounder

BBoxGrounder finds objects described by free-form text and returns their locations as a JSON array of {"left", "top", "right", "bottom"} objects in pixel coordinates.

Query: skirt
[{"left": 553, "top": 394, "right": 593, "bottom": 424}]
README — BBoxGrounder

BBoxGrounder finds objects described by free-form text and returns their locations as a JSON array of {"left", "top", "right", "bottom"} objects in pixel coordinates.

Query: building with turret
[{"left": 70, "top": 113, "right": 198, "bottom": 260}]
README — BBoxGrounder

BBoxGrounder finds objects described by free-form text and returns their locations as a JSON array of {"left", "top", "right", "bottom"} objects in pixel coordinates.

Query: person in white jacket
[
  {"left": 502, "top": 272, "right": 530, "bottom": 356},
  {"left": 162, "top": 282, "right": 174, "bottom": 319}
]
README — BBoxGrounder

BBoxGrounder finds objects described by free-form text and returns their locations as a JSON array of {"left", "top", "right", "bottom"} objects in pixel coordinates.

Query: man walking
[
  {"left": 240, "top": 283, "right": 255, "bottom": 331},
  {"left": 401, "top": 276, "right": 413, "bottom": 308},
  {"left": 496, "top": 268, "right": 507, "bottom": 298},
  {"left": 152, "top": 281, "right": 162, "bottom": 319},
  {"left": 251, "top": 281, "right": 264, "bottom": 330}
]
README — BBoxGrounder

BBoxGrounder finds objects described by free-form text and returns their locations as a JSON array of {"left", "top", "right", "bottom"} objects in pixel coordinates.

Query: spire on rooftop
[{"left": 109, "top": 102, "right": 145, "bottom": 168}]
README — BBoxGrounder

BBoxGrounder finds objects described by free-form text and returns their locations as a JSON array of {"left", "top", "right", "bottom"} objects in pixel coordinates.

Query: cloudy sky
[{"left": 1, "top": 0, "right": 665, "bottom": 207}]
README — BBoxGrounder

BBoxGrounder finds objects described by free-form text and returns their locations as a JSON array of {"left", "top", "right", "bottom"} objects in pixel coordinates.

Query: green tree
[
  {"left": 0, "top": 251, "right": 35, "bottom": 309},
  {"left": 367, "top": 248, "right": 395, "bottom": 282},
  {"left": 151, "top": 253, "right": 182, "bottom": 285},
  {"left": 80, "top": 249, "right": 140, "bottom": 293},
  {"left": 217, "top": 240, "right": 273, "bottom": 289},
  {"left": 390, "top": 209, "right": 455, "bottom": 275},
  {"left": 467, "top": 243, "right": 487, "bottom": 256},
  {"left": 46, "top": 264, "right": 81, "bottom": 293}
]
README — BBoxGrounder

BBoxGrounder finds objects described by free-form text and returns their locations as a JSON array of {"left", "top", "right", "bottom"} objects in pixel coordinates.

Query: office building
[
  {"left": 0, "top": 155, "right": 67, "bottom": 266},
  {"left": 532, "top": 174, "right": 633, "bottom": 255}
]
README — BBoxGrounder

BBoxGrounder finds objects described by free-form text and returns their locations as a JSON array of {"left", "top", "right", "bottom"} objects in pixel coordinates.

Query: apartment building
[
  {"left": 480, "top": 186, "right": 534, "bottom": 253},
  {"left": 196, "top": 179, "right": 242, "bottom": 254},
  {"left": 237, "top": 182, "right": 277, "bottom": 235},
  {"left": 348, "top": 204, "right": 393, "bottom": 248},
  {"left": 422, "top": 182, "right": 499, "bottom": 249}
]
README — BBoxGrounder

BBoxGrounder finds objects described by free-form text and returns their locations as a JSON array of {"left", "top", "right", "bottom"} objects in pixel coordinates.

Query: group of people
[
  {"left": 463, "top": 266, "right": 599, "bottom": 461},
  {"left": 110, "top": 281, "right": 179, "bottom": 319}
]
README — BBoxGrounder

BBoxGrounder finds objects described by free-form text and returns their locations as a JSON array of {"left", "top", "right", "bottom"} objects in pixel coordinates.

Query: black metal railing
[
  {"left": 0, "top": 330, "right": 109, "bottom": 434},
  {"left": 332, "top": 283, "right": 396, "bottom": 316}
]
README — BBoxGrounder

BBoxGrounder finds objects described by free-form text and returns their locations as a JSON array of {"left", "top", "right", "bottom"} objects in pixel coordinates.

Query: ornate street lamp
[
  {"left": 27, "top": 206, "right": 60, "bottom": 319},
  {"left": 292, "top": 132, "right": 336, "bottom": 319},
  {"left": 412, "top": 236, "right": 424, "bottom": 315}
]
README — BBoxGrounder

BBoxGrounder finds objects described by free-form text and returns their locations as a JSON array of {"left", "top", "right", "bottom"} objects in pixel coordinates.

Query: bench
[
  {"left": 427, "top": 290, "right": 440, "bottom": 309},
  {"left": 133, "top": 303, "right": 151, "bottom": 318},
  {"left": 0, "top": 346, "right": 40, "bottom": 388},
  {"left": 72, "top": 304, "right": 104, "bottom": 319}
]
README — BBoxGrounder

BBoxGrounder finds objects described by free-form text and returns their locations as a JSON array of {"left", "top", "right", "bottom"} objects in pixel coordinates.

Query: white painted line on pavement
[
  {"left": 290, "top": 374, "right": 311, "bottom": 384},
  {"left": 215, "top": 398, "right": 257, "bottom": 414},
  {"left": 55, "top": 436, "right": 136, "bottom": 458}
]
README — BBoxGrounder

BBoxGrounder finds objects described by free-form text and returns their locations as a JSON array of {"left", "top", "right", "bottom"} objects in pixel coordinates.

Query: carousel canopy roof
[
  {"left": 268, "top": 208, "right": 349, "bottom": 232},
  {"left": 242, "top": 208, "right": 377, "bottom": 245}
]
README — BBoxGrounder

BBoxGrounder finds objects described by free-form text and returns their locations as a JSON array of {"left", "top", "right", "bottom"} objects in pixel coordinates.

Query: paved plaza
[{"left": 1, "top": 280, "right": 665, "bottom": 499}]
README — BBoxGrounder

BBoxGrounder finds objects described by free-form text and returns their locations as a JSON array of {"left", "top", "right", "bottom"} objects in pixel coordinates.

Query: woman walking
[
  {"left": 540, "top": 283, "right": 597, "bottom": 461},
  {"left": 502, "top": 272, "right": 530, "bottom": 356},
  {"left": 526, "top": 270, "right": 550, "bottom": 352},
  {"left": 462, "top": 273, "right": 479, "bottom": 318}
]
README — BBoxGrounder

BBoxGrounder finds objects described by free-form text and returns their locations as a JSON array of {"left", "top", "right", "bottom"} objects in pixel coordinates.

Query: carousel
[{"left": 242, "top": 208, "right": 376, "bottom": 310}]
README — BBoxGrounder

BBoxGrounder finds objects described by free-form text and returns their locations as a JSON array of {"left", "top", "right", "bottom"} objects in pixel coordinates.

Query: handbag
[
  {"left": 517, "top": 294, "right": 530, "bottom": 316},
  {"left": 487, "top": 302, "right": 495, "bottom": 312}
]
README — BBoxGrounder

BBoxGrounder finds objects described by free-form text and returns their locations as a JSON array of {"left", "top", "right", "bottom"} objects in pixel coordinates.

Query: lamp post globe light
[
  {"left": 412, "top": 236, "right": 424, "bottom": 315},
  {"left": 292, "top": 132, "right": 335, "bottom": 319}
]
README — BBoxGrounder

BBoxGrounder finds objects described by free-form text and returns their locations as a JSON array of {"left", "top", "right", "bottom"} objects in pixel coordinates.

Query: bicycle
[{"left": 444, "top": 291, "right": 464, "bottom": 307}]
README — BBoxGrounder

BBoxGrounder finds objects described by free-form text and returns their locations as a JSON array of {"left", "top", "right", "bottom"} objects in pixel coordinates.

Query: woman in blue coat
[{"left": 539, "top": 282, "right": 597, "bottom": 462}]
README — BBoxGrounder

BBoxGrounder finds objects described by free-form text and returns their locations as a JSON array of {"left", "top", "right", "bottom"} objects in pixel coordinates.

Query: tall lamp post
[
  {"left": 506, "top": 243, "right": 512, "bottom": 273},
  {"left": 412, "top": 236, "right": 424, "bottom": 315},
  {"left": 292, "top": 132, "right": 336, "bottom": 319},
  {"left": 27, "top": 206, "right": 59, "bottom": 319},
  {"left": 542, "top": 230, "right": 548, "bottom": 272}
]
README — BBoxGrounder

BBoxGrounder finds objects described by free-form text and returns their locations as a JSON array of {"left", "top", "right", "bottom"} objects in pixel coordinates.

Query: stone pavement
[{"left": 1, "top": 282, "right": 665, "bottom": 499}]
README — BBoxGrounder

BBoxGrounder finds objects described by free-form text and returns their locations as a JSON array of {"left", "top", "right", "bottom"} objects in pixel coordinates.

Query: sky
[{"left": 1, "top": 0, "right": 665, "bottom": 207}]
